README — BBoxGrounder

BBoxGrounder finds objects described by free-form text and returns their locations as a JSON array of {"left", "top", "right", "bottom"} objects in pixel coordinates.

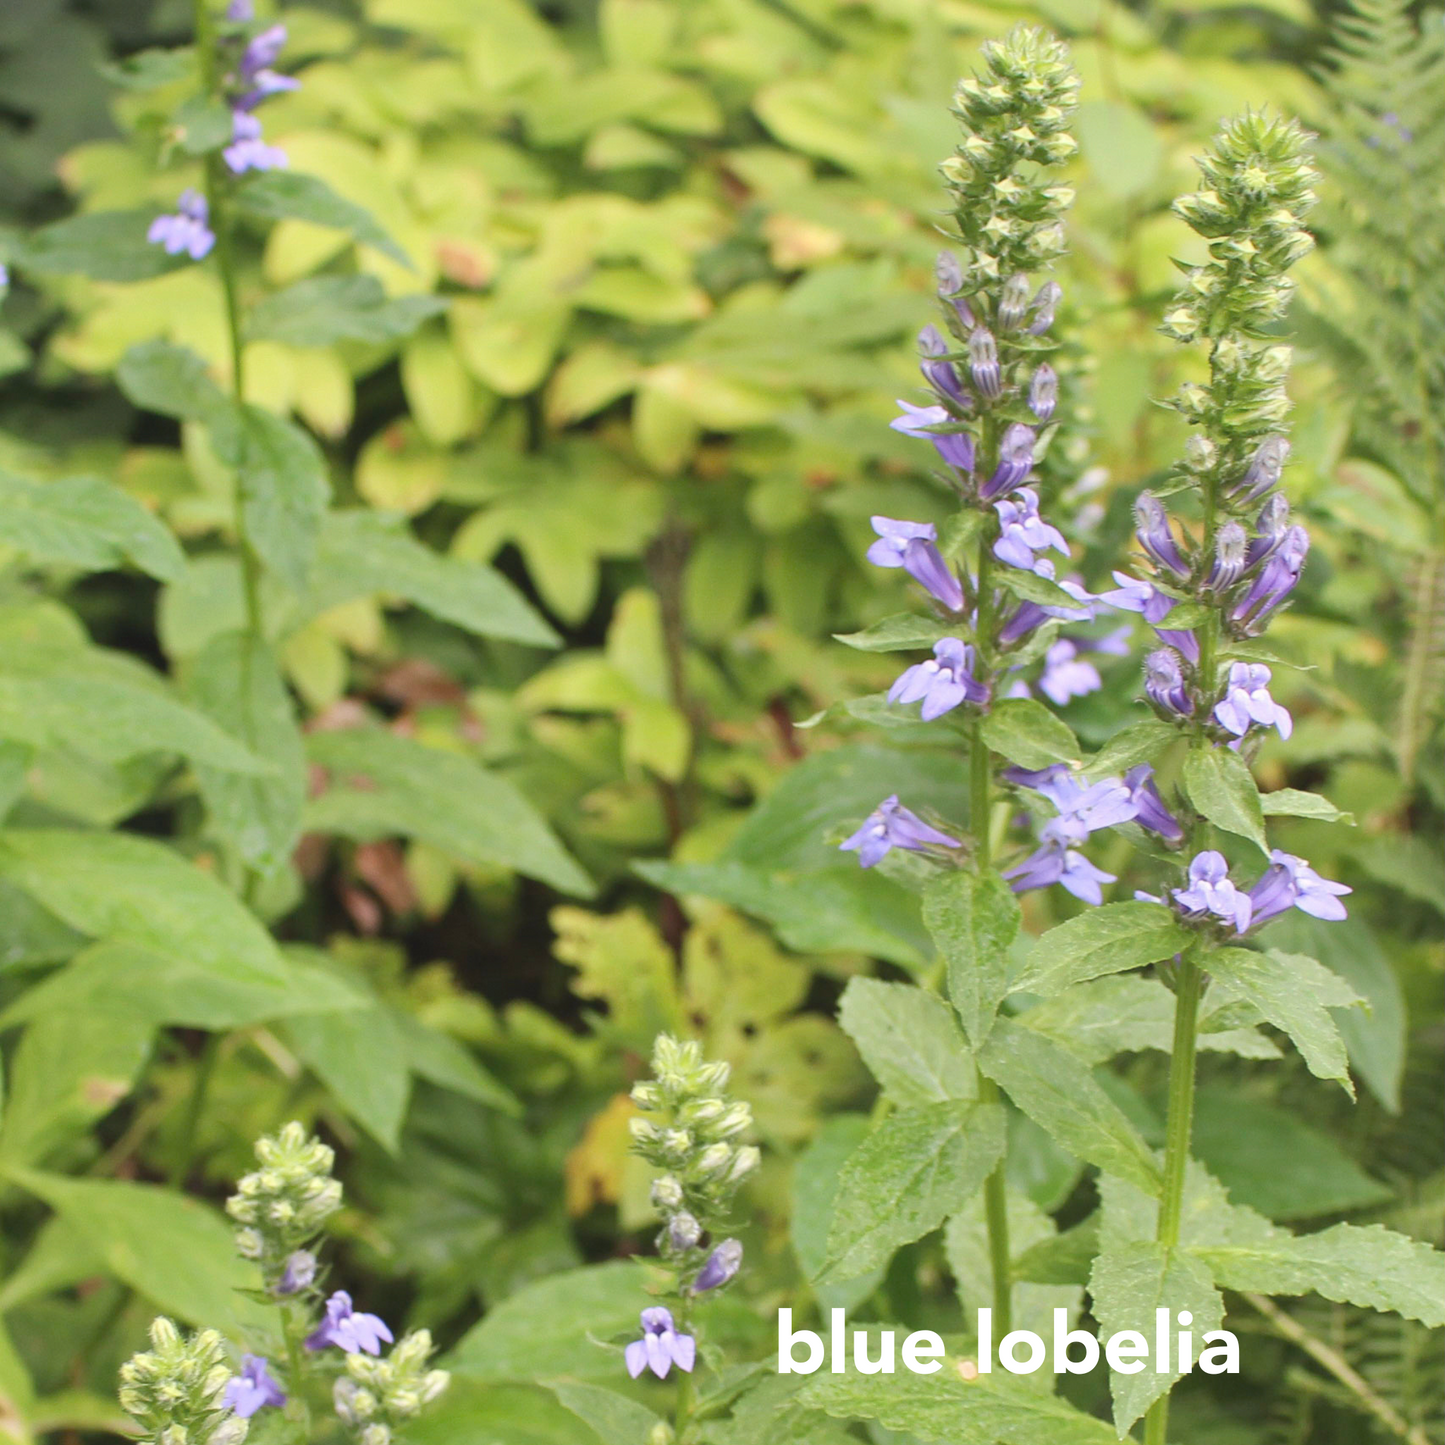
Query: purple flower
[
  {"left": 998, "top": 273, "right": 1031, "bottom": 331},
  {"left": 1036, "top": 639, "right": 1101, "bottom": 706},
  {"left": 1027, "top": 280, "right": 1062, "bottom": 335},
  {"left": 981, "top": 423, "right": 1036, "bottom": 501},
  {"left": 223, "top": 110, "right": 288, "bottom": 174},
  {"left": 305, "top": 1291, "right": 393, "bottom": 1356},
  {"left": 1134, "top": 494, "right": 1190, "bottom": 579},
  {"left": 1124, "top": 765, "right": 1184, "bottom": 844},
  {"left": 1214, "top": 663, "right": 1292, "bottom": 741},
  {"left": 277, "top": 1249, "right": 316, "bottom": 1296},
  {"left": 666, "top": 1212, "right": 701, "bottom": 1252},
  {"left": 224, "top": 1356, "right": 285, "bottom": 1419},
  {"left": 936, "top": 250, "right": 963, "bottom": 299},
  {"left": 1032, "top": 772, "right": 1138, "bottom": 846},
  {"left": 1246, "top": 494, "right": 1292, "bottom": 569},
  {"left": 238, "top": 23, "right": 287, "bottom": 78},
  {"left": 1004, "top": 843, "right": 1116, "bottom": 904},
  {"left": 840, "top": 795, "right": 962, "bottom": 868},
  {"left": 691, "top": 1239, "right": 743, "bottom": 1293},
  {"left": 147, "top": 189, "right": 215, "bottom": 260},
  {"left": 1172, "top": 850, "right": 1252, "bottom": 932},
  {"left": 888, "top": 638, "right": 989, "bottom": 720},
  {"left": 1233, "top": 525, "right": 1308, "bottom": 632},
  {"left": 1232, "top": 435, "right": 1290, "bottom": 502},
  {"left": 993, "top": 487, "right": 1068, "bottom": 570},
  {"left": 867, "top": 517, "right": 965, "bottom": 611},
  {"left": 889, "top": 400, "right": 975, "bottom": 472},
  {"left": 997, "top": 561, "right": 1094, "bottom": 645},
  {"left": 968, "top": 328, "right": 1001, "bottom": 399},
  {"left": 1206, "top": 522, "right": 1248, "bottom": 593},
  {"left": 1028, "top": 363, "right": 1057, "bottom": 421},
  {"left": 1099, "top": 571, "right": 1173, "bottom": 624},
  {"left": 226, "top": 0, "right": 255, "bottom": 19},
  {"left": 918, "top": 325, "right": 966, "bottom": 403},
  {"left": 1145, "top": 648, "right": 1193, "bottom": 719},
  {"left": 1248, "top": 849, "right": 1351, "bottom": 926},
  {"left": 625, "top": 1307, "right": 696, "bottom": 1380},
  {"left": 1002, "top": 763, "right": 1071, "bottom": 791}
]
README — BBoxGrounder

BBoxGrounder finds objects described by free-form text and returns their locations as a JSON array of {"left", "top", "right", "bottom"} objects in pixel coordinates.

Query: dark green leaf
[
  {"left": 18, "top": 211, "right": 186, "bottom": 282},
  {"left": 550, "top": 1383, "right": 662, "bottom": 1445},
  {"left": 285, "top": 1001, "right": 411, "bottom": 1153},
  {"left": 246, "top": 275, "right": 447, "bottom": 346},
  {"left": 235, "top": 171, "right": 411, "bottom": 267},
  {"left": 393, "top": 1010, "right": 520, "bottom": 1115},
  {"left": 98, "top": 48, "right": 195, "bottom": 91},
  {"left": 1013, "top": 1215, "right": 1100, "bottom": 1286},
  {"left": 1083, "top": 719, "right": 1177, "bottom": 780},
  {"left": 836, "top": 977, "right": 974, "bottom": 1107},
  {"left": 791, "top": 1115, "right": 886, "bottom": 1312},
  {"left": 1258, "top": 787, "right": 1354, "bottom": 824},
  {"left": 1013, "top": 901, "right": 1192, "bottom": 996},
  {"left": 980, "top": 698, "right": 1081, "bottom": 770},
  {"left": 924, "top": 867, "right": 1020, "bottom": 1049},
  {"left": 1181, "top": 745, "right": 1267, "bottom": 852}
]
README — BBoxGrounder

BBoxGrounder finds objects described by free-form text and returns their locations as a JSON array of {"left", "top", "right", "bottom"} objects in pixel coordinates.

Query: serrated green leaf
[
  {"left": 235, "top": 170, "right": 411, "bottom": 267},
  {"left": 1013, "top": 901, "right": 1192, "bottom": 996},
  {"left": 1181, "top": 745, "right": 1267, "bottom": 852},
  {"left": 116, "top": 339, "right": 225, "bottom": 422},
  {"left": 980, "top": 698, "right": 1081, "bottom": 769},
  {"left": 836, "top": 977, "right": 974, "bottom": 1107},
  {"left": 792, "top": 1115, "right": 886, "bottom": 1313},
  {"left": 1013, "top": 1214, "right": 1101, "bottom": 1286},
  {"left": 924, "top": 868, "right": 1020, "bottom": 1049},
  {"left": 833, "top": 614, "right": 953, "bottom": 653},
  {"left": 977, "top": 1019, "right": 1161, "bottom": 1195},
  {"left": 1258, "top": 787, "right": 1354, "bottom": 824},
  {"left": 1083, "top": 719, "right": 1177, "bottom": 780},
  {"left": 246, "top": 275, "right": 447, "bottom": 346},
  {"left": 1206, "top": 947, "right": 1360, "bottom": 1092},
  {"left": 820, "top": 1101, "right": 1006, "bottom": 1282}
]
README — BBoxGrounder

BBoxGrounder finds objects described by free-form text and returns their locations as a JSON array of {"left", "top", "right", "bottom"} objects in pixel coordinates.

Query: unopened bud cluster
[
  {"left": 333, "top": 1329, "right": 450, "bottom": 1445},
  {"left": 225, "top": 1122, "right": 341, "bottom": 1294},
  {"left": 630, "top": 1036, "right": 756, "bottom": 1285},
  {"left": 118, "top": 1318, "right": 241, "bottom": 1445}
]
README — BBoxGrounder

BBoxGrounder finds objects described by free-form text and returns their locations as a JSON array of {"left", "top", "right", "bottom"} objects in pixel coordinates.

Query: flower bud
[
  {"left": 1028, "top": 364, "right": 1057, "bottom": 422},
  {"left": 968, "top": 328, "right": 1001, "bottom": 399},
  {"left": 651, "top": 1175, "right": 684, "bottom": 1210},
  {"left": 998, "top": 273, "right": 1031, "bottom": 331},
  {"left": 1027, "top": 280, "right": 1061, "bottom": 334},
  {"left": 667, "top": 1211, "right": 702, "bottom": 1252}
]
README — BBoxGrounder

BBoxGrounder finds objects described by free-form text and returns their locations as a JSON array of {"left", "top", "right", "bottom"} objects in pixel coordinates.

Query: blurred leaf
[
  {"left": 17, "top": 210, "right": 184, "bottom": 282},
  {"left": 1076, "top": 100, "right": 1164, "bottom": 200},
  {"left": 550, "top": 1383, "right": 662, "bottom": 1445},
  {"left": 791, "top": 1115, "right": 885, "bottom": 1313},
  {"left": 236, "top": 170, "right": 411, "bottom": 267},
  {"left": 245, "top": 275, "right": 447, "bottom": 346},
  {"left": 116, "top": 339, "right": 225, "bottom": 422}
]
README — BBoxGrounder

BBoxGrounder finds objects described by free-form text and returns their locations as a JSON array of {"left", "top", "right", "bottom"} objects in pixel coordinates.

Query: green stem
[
  {"left": 280, "top": 1300, "right": 313, "bottom": 1433},
  {"left": 1142, "top": 945, "right": 1205, "bottom": 1445},
  {"left": 168, "top": 1031, "right": 222, "bottom": 1187},
  {"left": 977, "top": 1069, "right": 1011, "bottom": 1337},
  {"left": 673, "top": 1296, "right": 696, "bottom": 1435}
]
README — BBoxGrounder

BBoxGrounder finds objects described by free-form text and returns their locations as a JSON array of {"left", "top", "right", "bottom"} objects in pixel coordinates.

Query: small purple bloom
[
  {"left": 889, "top": 400, "right": 975, "bottom": 472},
  {"left": 666, "top": 1212, "right": 701, "bottom": 1252},
  {"left": 224, "top": 1356, "right": 285, "bottom": 1419},
  {"left": 1124, "top": 764, "right": 1184, "bottom": 844},
  {"left": 1232, "top": 435, "right": 1290, "bottom": 502},
  {"left": 840, "top": 795, "right": 962, "bottom": 869},
  {"left": 305, "top": 1291, "right": 393, "bottom": 1356},
  {"left": 238, "top": 23, "right": 287, "bottom": 78},
  {"left": 692, "top": 1239, "right": 743, "bottom": 1293},
  {"left": 1027, "top": 280, "right": 1062, "bottom": 335},
  {"left": 1214, "top": 662, "right": 1292, "bottom": 741},
  {"left": 1233, "top": 525, "right": 1308, "bottom": 632},
  {"left": 993, "top": 487, "right": 1068, "bottom": 571},
  {"left": 1134, "top": 494, "right": 1190, "bottom": 579},
  {"left": 1002, "top": 763, "right": 1072, "bottom": 791},
  {"left": 1033, "top": 772, "right": 1138, "bottom": 846},
  {"left": 1028, "top": 363, "right": 1057, "bottom": 422},
  {"left": 1172, "top": 850, "right": 1252, "bottom": 932},
  {"left": 936, "top": 250, "right": 963, "bottom": 299},
  {"left": 277, "top": 1249, "right": 316, "bottom": 1296},
  {"left": 1247, "top": 849, "right": 1351, "bottom": 926},
  {"left": 226, "top": 0, "right": 255, "bottom": 17},
  {"left": 997, "top": 562, "right": 1093, "bottom": 646},
  {"left": 1099, "top": 571, "right": 1176, "bottom": 626},
  {"left": 1004, "top": 842, "right": 1116, "bottom": 904},
  {"left": 223, "top": 110, "right": 288, "bottom": 174},
  {"left": 981, "top": 423, "right": 1036, "bottom": 501},
  {"left": 888, "top": 637, "right": 989, "bottom": 720},
  {"left": 968, "top": 328, "right": 1001, "bottom": 399},
  {"left": 867, "top": 517, "right": 965, "bottom": 612},
  {"left": 1145, "top": 648, "right": 1193, "bottom": 719},
  {"left": 625, "top": 1307, "right": 696, "bottom": 1380},
  {"left": 147, "top": 189, "right": 215, "bottom": 260},
  {"left": 1206, "top": 522, "right": 1248, "bottom": 593},
  {"left": 998, "top": 273, "right": 1031, "bottom": 331},
  {"left": 1246, "top": 493, "right": 1292, "bottom": 569},
  {"left": 918, "top": 325, "right": 966, "bottom": 403},
  {"left": 1037, "top": 639, "right": 1101, "bottom": 706}
]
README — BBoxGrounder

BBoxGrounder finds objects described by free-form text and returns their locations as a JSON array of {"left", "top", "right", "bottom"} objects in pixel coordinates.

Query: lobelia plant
[
  {"left": 119, "top": 1123, "right": 448, "bottom": 1444},
  {"left": 795, "top": 24, "right": 1445, "bottom": 1445}
]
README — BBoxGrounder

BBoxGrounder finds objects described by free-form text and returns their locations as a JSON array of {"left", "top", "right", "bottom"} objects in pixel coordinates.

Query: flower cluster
[
  {"left": 118, "top": 1317, "right": 244, "bottom": 1445},
  {"left": 226, "top": 1120, "right": 340, "bottom": 1296},
  {"left": 332, "top": 1328, "right": 450, "bottom": 1445},
  {"left": 1151, "top": 848, "right": 1351, "bottom": 934}
]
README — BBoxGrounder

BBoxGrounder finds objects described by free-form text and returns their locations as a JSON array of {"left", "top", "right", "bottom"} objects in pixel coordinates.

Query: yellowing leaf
[
  {"left": 356, "top": 421, "right": 447, "bottom": 515},
  {"left": 564, "top": 1092, "right": 636, "bottom": 1216}
]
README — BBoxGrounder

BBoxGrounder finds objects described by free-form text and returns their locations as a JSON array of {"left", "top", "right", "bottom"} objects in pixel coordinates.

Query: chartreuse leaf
[
  {"left": 0, "top": 1319, "right": 34, "bottom": 1430},
  {"left": 800, "top": 1364, "right": 1118, "bottom": 1445},
  {"left": 819, "top": 1101, "right": 1006, "bottom": 1282},
  {"left": 980, "top": 698, "right": 1080, "bottom": 770},
  {"left": 116, "top": 339, "right": 225, "bottom": 421},
  {"left": 550, "top": 1383, "right": 662, "bottom": 1445},
  {"left": 923, "top": 868, "right": 1020, "bottom": 1049},
  {"left": 1181, "top": 745, "right": 1267, "bottom": 852},
  {"left": 1205, "top": 947, "right": 1361, "bottom": 1092},
  {"left": 304, "top": 726, "right": 593, "bottom": 897},
  {"left": 184, "top": 631, "right": 306, "bottom": 873},
  {"left": 837, "top": 978, "right": 975, "bottom": 1107},
  {"left": 246, "top": 275, "right": 447, "bottom": 346},
  {"left": 833, "top": 613, "right": 953, "bottom": 653},
  {"left": 0, "top": 471, "right": 185, "bottom": 581},
  {"left": 977, "top": 1019, "right": 1162, "bottom": 1195},
  {"left": 392, "top": 1011, "right": 519, "bottom": 1115},
  {"left": 1013, "top": 901, "right": 1191, "bottom": 996},
  {"left": 1089, "top": 1240, "right": 1223, "bottom": 1434},
  {"left": 235, "top": 170, "right": 411, "bottom": 267}
]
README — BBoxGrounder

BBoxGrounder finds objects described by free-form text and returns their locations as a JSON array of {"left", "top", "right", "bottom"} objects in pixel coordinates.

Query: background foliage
[{"left": 0, "top": 0, "right": 1439, "bottom": 1442}]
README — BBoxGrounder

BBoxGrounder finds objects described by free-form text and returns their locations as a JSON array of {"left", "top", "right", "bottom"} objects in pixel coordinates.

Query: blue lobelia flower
[
  {"left": 1124, "top": 764, "right": 1184, "bottom": 844},
  {"left": 1232, "top": 525, "right": 1308, "bottom": 633},
  {"left": 1245, "top": 493, "right": 1292, "bottom": 569},
  {"left": 866, "top": 517, "right": 965, "bottom": 611},
  {"left": 967, "top": 327, "right": 1001, "bottom": 398},
  {"left": 888, "top": 638, "right": 989, "bottom": 719},
  {"left": 625, "top": 1307, "right": 696, "bottom": 1380},
  {"left": 1027, "top": 279, "right": 1062, "bottom": 334},
  {"left": 1028, "top": 363, "right": 1057, "bottom": 421},
  {"left": 277, "top": 1249, "right": 316, "bottom": 1296},
  {"left": 918, "top": 325, "right": 967, "bottom": 404},
  {"left": 993, "top": 487, "right": 1068, "bottom": 570},
  {"left": 979, "top": 422, "right": 1036, "bottom": 501},
  {"left": 1171, "top": 850, "right": 1252, "bottom": 932},
  {"left": 1144, "top": 648, "right": 1193, "bottom": 719},
  {"left": 1004, "top": 842, "right": 1116, "bottom": 904},
  {"left": 1230, "top": 434, "right": 1290, "bottom": 503},
  {"left": 306, "top": 1291, "right": 394, "bottom": 1356},
  {"left": 691, "top": 1238, "right": 743, "bottom": 1293},
  {"left": 1205, "top": 521, "right": 1248, "bottom": 593},
  {"left": 1247, "top": 849, "right": 1351, "bottom": 925},
  {"left": 223, "top": 1356, "right": 285, "bottom": 1418},
  {"left": 223, "top": 111, "right": 288, "bottom": 174},
  {"left": 1134, "top": 493, "right": 1190, "bottom": 579},
  {"left": 840, "top": 795, "right": 962, "bottom": 868},
  {"left": 889, "top": 400, "right": 976, "bottom": 473},
  {"left": 1213, "top": 662, "right": 1292, "bottom": 741},
  {"left": 1036, "top": 638, "right": 1100, "bottom": 706},
  {"left": 147, "top": 190, "right": 216, "bottom": 260}
]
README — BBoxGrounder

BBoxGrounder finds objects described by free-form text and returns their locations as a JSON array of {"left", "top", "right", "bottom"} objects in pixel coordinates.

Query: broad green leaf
[
  {"left": 1013, "top": 1215, "right": 1101, "bottom": 1286},
  {"left": 1083, "top": 719, "right": 1176, "bottom": 780},
  {"left": 17, "top": 210, "right": 185, "bottom": 282},
  {"left": 820, "top": 1101, "right": 1006, "bottom": 1282},
  {"left": 1181, "top": 745, "right": 1267, "bottom": 852},
  {"left": 393, "top": 1011, "right": 520, "bottom": 1115},
  {"left": 7, "top": 1171, "right": 269, "bottom": 1335},
  {"left": 0, "top": 880, "right": 85, "bottom": 972},
  {"left": 1259, "top": 787, "right": 1354, "bottom": 824},
  {"left": 833, "top": 613, "right": 953, "bottom": 653},
  {"left": 305, "top": 726, "right": 593, "bottom": 897},
  {"left": 980, "top": 698, "right": 1081, "bottom": 770},
  {"left": 246, "top": 275, "right": 447, "bottom": 346},
  {"left": 1012, "top": 901, "right": 1192, "bottom": 996},
  {"left": 184, "top": 631, "right": 306, "bottom": 872},
  {"left": 309, "top": 510, "right": 559, "bottom": 648},
  {"left": 791, "top": 1115, "right": 886, "bottom": 1313},
  {"left": 98, "top": 47, "right": 193, "bottom": 90},
  {"left": 550, "top": 1383, "right": 662, "bottom": 1445},
  {"left": 924, "top": 868, "right": 1020, "bottom": 1049},
  {"left": 836, "top": 977, "right": 974, "bottom": 1107},
  {"left": 116, "top": 339, "right": 225, "bottom": 421},
  {"left": 451, "top": 1260, "right": 653, "bottom": 1380},
  {"left": 0, "top": 472, "right": 185, "bottom": 581},
  {"left": 1206, "top": 947, "right": 1360, "bottom": 1092},
  {"left": 210, "top": 403, "right": 331, "bottom": 593},
  {"left": 977, "top": 1019, "right": 1161, "bottom": 1195},
  {"left": 235, "top": 170, "right": 411, "bottom": 267},
  {"left": 407, "top": 1382, "right": 603, "bottom": 1445},
  {"left": 1089, "top": 1240, "right": 1223, "bottom": 1433}
]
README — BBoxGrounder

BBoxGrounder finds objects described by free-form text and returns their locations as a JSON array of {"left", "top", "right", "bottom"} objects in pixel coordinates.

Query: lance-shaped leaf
[
  {"left": 820, "top": 1101, "right": 1006, "bottom": 1282},
  {"left": 1259, "top": 788, "right": 1354, "bottom": 824},
  {"left": 246, "top": 275, "right": 448, "bottom": 347},
  {"left": 924, "top": 868, "right": 1020, "bottom": 1048},
  {"left": 1012, "top": 901, "right": 1191, "bottom": 996},
  {"left": 837, "top": 977, "right": 975, "bottom": 1107},
  {"left": 235, "top": 170, "right": 411, "bottom": 267},
  {"left": 16, "top": 210, "right": 186, "bottom": 283},
  {"left": 1181, "top": 745, "right": 1267, "bottom": 853},
  {"left": 833, "top": 613, "right": 954, "bottom": 653},
  {"left": 980, "top": 697, "right": 1081, "bottom": 769},
  {"left": 977, "top": 1019, "right": 1161, "bottom": 1195},
  {"left": 1205, "top": 947, "right": 1360, "bottom": 1093}
]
